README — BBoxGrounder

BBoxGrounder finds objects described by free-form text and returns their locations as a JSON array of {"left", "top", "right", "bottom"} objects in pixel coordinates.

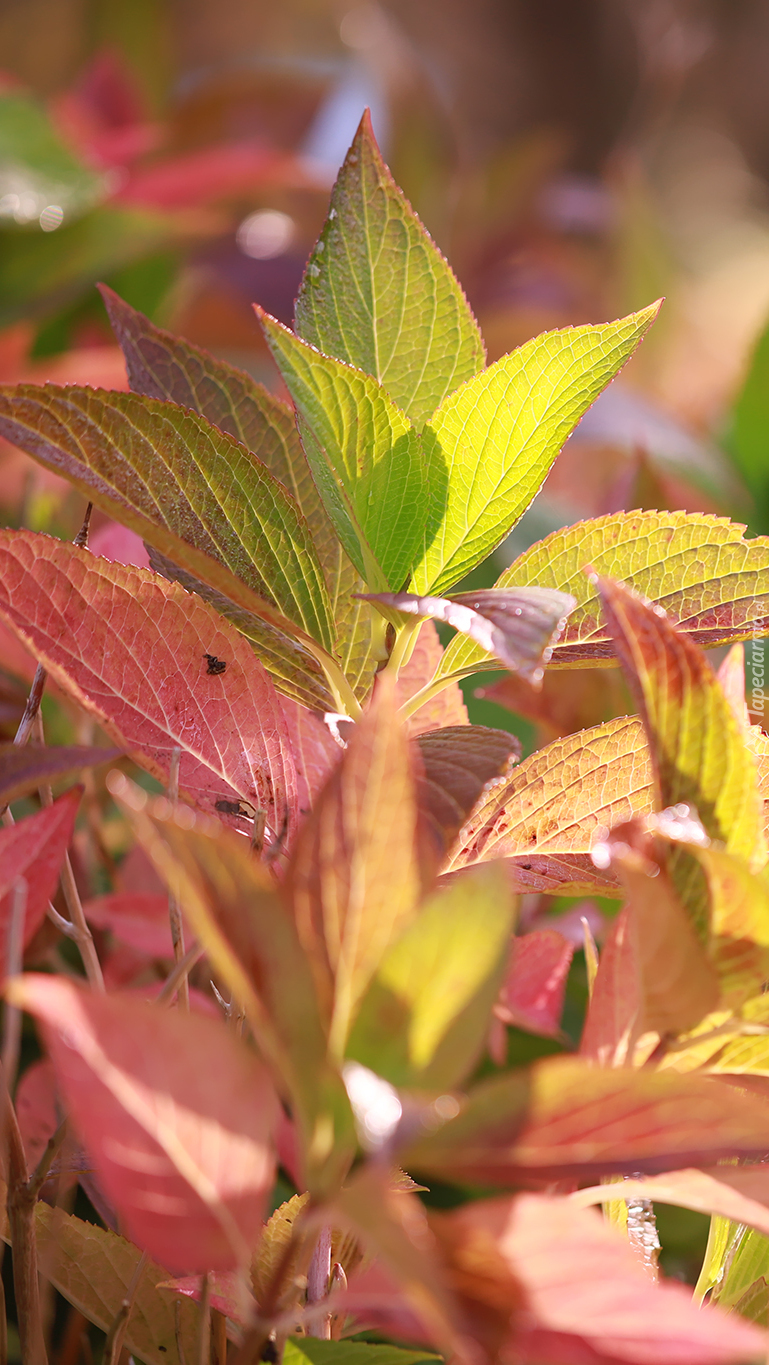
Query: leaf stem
[
  {"left": 306, "top": 645, "right": 363, "bottom": 720},
  {"left": 382, "top": 617, "right": 422, "bottom": 681},
  {"left": 103, "top": 1249, "right": 148, "bottom": 1365},
  {"left": 397, "top": 668, "right": 469, "bottom": 722}
]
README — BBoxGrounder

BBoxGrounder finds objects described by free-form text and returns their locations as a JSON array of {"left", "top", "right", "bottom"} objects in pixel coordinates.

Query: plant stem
[
  {"left": 306, "top": 1225, "right": 332, "bottom": 1340},
  {"left": 197, "top": 1273, "right": 211, "bottom": 1365},
  {"left": 167, "top": 748, "right": 189, "bottom": 1011},
  {"left": 103, "top": 1249, "right": 148, "bottom": 1365},
  {"left": 307, "top": 645, "right": 363, "bottom": 721},
  {"left": 4, "top": 1066, "right": 48, "bottom": 1364},
  {"left": 382, "top": 617, "right": 422, "bottom": 681},
  {"left": 3, "top": 880, "right": 27, "bottom": 1094},
  {"left": 157, "top": 943, "right": 204, "bottom": 1006},
  {"left": 396, "top": 668, "right": 470, "bottom": 722}
]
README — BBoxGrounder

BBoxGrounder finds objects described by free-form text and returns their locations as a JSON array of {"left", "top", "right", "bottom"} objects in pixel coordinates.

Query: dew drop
[
  {"left": 328, "top": 207, "right": 337, "bottom": 220},
  {"left": 308, "top": 263, "right": 321, "bottom": 278}
]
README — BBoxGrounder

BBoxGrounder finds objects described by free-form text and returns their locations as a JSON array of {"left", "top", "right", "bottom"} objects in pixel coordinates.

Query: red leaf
[
  {"left": 0, "top": 531, "right": 297, "bottom": 836},
  {"left": 11, "top": 975, "right": 279, "bottom": 1272},
  {"left": 496, "top": 930, "right": 574, "bottom": 1037},
  {"left": 456, "top": 1194, "right": 767, "bottom": 1365},
  {"left": 279, "top": 697, "right": 341, "bottom": 818},
  {"left": 0, "top": 788, "right": 81, "bottom": 952},
  {"left": 117, "top": 141, "right": 306, "bottom": 210},
  {"left": 15, "top": 1058, "right": 60, "bottom": 1175},
  {"left": 0, "top": 744, "right": 117, "bottom": 808},
  {"left": 83, "top": 893, "right": 173, "bottom": 957},
  {"left": 580, "top": 909, "right": 642, "bottom": 1065}
]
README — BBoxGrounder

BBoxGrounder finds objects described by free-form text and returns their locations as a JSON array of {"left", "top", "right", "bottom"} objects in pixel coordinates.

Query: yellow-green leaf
[
  {"left": 436, "top": 510, "right": 769, "bottom": 683},
  {"left": 258, "top": 308, "right": 428, "bottom": 591},
  {"left": 294, "top": 110, "right": 485, "bottom": 427},
  {"left": 410, "top": 303, "right": 661, "bottom": 596},
  {"left": 348, "top": 862, "right": 515, "bottom": 1089}
]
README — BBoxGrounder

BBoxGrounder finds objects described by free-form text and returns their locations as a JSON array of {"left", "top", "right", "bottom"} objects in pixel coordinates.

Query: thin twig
[
  {"left": 28, "top": 1120, "right": 69, "bottom": 1201},
  {"left": 103, "top": 1249, "right": 148, "bottom": 1365},
  {"left": 251, "top": 808, "right": 266, "bottom": 857},
  {"left": 12, "top": 663, "right": 47, "bottom": 750},
  {"left": 175, "top": 1300, "right": 188, "bottom": 1365},
  {"left": 3, "top": 1063, "right": 48, "bottom": 1364},
  {"left": 72, "top": 502, "right": 93, "bottom": 549},
  {"left": 167, "top": 747, "right": 189, "bottom": 1012},
  {"left": 3, "top": 879, "right": 27, "bottom": 1095},
  {"left": 197, "top": 1272, "right": 211, "bottom": 1365},
  {"left": 56, "top": 852, "right": 104, "bottom": 992},
  {"left": 156, "top": 943, "right": 204, "bottom": 1007}
]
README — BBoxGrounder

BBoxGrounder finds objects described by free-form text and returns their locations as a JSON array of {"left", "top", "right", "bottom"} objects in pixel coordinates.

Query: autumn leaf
[
  {"left": 11, "top": 974, "right": 279, "bottom": 1272},
  {"left": 0, "top": 743, "right": 117, "bottom": 809},
  {"left": 83, "top": 893, "right": 174, "bottom": 957},
  {"left": 0, "top": 788, "right": 81, "bottom": 955},
  {"left": 401, "top": 1056, "right": 769, "bottom": 1183},
  {"left": 0, "top": 531, "right": 298, "bottom": 834},
  {"left": 0, "top": 382, "right": 335, "bottom": 652},
  {"left": 284, "top": 675, "right": 424, "bottom": 1057},
  {"left": 496, "top": 930, "right": 574, "bottom": 1038},
  {"left": 414, "top": 725, "right": 520, "bottom": 867},
  {"left": 113, "top": 781, "right": 357, "bottom": 1198},
  {"left": 394, "top": 620, "right": 468, "bottom": 736},
  {"left": 572, "top": 1167, "right": 769, "bottom": 1241}
]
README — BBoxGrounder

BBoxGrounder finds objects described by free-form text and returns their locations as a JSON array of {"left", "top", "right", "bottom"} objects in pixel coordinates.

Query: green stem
[
  {"left": 382, "top": 617, "right": 422, "bottom": 681},
  {"left": 397, "top": 668, "right": 469, "bottom": 722},
  {"left": 307, "top": 644, "right": 363, "bottom": 720}
]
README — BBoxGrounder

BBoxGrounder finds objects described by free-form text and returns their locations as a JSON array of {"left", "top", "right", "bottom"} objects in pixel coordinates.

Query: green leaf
[
  {"left": 709, "top": 1226, "right": 769, "bottom": 1315},
  {"left": 0, "top": 383, "right": 335, "bottom": 653},
  {"left": 409, "top": 302, "right": 661, "bottom": 596},
  {"left": 596, "top": 576, "right": 766, "bottom": 933},
  {"left": 294, "top": 111, "right": 484, "bottom": 428},
  {"left": 0, "top": 92, "right": 105, "bottom": 226},
  {"left": 258, "top": 308, "right": 430, "bottom": 591},
  {"left": 285, "top": 1341, "right": 440, "bottom": 1365},
  {"left": 348, "top": 861, "right": 515, "bottom": 1089},
  {"left": 437, "top": 510, "right": 769, "bottom": 683},
  {"left": 0, "top": 205, "right": 174, "bottom": 327},
  {"left": 30, "top": 1204, "right": 200, "bottom": 1365}
]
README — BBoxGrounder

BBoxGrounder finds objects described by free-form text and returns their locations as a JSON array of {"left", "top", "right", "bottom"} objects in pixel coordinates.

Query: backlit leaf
[
  {"left": 410, "top": 302, "right": 661, "bottom": 596},
  {"left": 415, "top": 724, "right": 519, "bottom": 866},
  {"left": 0, "top": 742, "right": 117, "bottom": 809},
  {"left": 0, "top": 789, "right": 81, "bottom": 953},
  {"left": 0, "top": 532, "right": 298, "bottom": 834},
  {"left": 100, "top": 287, "right": 377, "bottom": 697},
  {"left": 591, "top": 820, "right": 720, "bottom": 1037},
  {"left": 580, "top": 909, "right": 642, "bottom": 1065},
  {"left": 284, "top": 675, "right": 424, "bottom": 1057},
  {"left": 294, "top": 110, "right": 485, "bottom": 427},
  {"left": 363, "top": 586, "right": 574, "bottom": 683},
  {"left": 695, "top": 845, "right": 769, "bottom": 1005},
  {"left": 11, "top": 974, "right": 279, "bottom": 1272},
  {"left": 597, "top": 575, "right": 766, "bottom": 932},
  {"left": 252, "top": 1193, "right": 310, "bottom": 1314},
  {"left": 0, "top": 382, "right": 334, "bottom": 651},
  {"left": 285, "top": 1341, "right": 440, "bottom": 1365},
  {"left": 115, "top": 783, "right": 356, "bottom": 1197},
  {"left": 447, "top": 715, "right": 652, "bottom": 875},
  {"left": 496, "top": 930, "right": 574, "bottom": 1038},
  {"left": 258, "top": 308, "right": 428, "bottom": 591},
  {"left": 348, "top": 862, "right": 515, "bottom": 1089},
  {"left": 401, "top": 1056, "right": 769, "bottom": 1183},
  {"left": 452, "top": 1193, "right": 767, "bottom": 1365},
  {"left": 437, "top": 510, "right": 769, "bottom": 681},
  {"left": 143, "top": 548, "right": 333, "bottom": 712},
  {"left": 573, "top": 1167, "right": 769, "bottom": 1241}
]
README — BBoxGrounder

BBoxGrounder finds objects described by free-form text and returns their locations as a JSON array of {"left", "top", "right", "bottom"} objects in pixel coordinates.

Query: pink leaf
[
  {"left": 496, "top": 930, "right": 574, "bottom": 1037},
  {"left": 0, "top": 788, "right": 81, "bottom": 953},
  {"left": 580, "top": 909, "right": 642, "bottom": 1065},
  {"left": 83, "top": 893, "right": 174, "bottom": 957},
  {"left": 395, "top": 620, "right": 468, "bottom": 736},
  {"left": 0, "top": 531, "right": 297, "bottom": 837},
  {"left": 457, "top": 1194, "right": 767, "bottom": 1365},
  {"left": 12, "top": 975, "right": 279, "bottom": 1272}
]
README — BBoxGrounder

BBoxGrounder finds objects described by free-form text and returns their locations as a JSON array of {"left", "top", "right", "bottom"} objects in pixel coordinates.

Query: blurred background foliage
[{"left": 5, "top": 0, "right": 769, "bottom": 1298}]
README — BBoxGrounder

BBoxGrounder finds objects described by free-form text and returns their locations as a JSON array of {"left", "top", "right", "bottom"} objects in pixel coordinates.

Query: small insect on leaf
[
  {"left": 214, "top": 798, "right": 252, "bottom": 818},
  {"left": 204, "top": 654, "right": 227, "bottom": 676}
]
